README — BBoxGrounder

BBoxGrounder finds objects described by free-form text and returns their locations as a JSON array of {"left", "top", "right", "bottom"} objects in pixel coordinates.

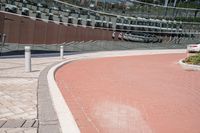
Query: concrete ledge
[
  {"left": 179, "top": 59, "right": 200, "bottom": 71},
  {"left": 47, "top": 60, "right": 80, "bottom": 133}
]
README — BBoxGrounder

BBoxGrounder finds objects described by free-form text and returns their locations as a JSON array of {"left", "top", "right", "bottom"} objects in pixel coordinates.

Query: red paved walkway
[{"left": 55, "top": 53, "right": 200, "bottom": 133}]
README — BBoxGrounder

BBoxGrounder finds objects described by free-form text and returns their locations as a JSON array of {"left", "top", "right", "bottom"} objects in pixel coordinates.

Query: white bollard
[
  {"left": 25, "top": 46, "right": 31, "bottom": 72},
  {"left": 60, "top": 45, "right": 64, "bottom": 59}
]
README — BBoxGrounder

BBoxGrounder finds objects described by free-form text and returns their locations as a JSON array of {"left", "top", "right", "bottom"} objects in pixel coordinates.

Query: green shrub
[{"left": 184, "top": 53, "right": 200, "bottom": 65}]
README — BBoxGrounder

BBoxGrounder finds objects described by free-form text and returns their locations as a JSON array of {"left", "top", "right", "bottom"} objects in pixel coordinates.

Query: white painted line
[{"left": 47, "top": 59, "right": 81, "bottom": 133}]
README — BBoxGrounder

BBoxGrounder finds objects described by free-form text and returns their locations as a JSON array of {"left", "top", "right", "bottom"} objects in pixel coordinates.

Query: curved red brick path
[{"left": 55, "top": 53, "right": 200, "bottom": 133}]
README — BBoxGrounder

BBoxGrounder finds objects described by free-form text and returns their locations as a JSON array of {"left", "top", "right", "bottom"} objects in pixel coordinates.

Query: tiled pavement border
[{"left": 38, "top": 62, "right": 62, "bottom": 133}]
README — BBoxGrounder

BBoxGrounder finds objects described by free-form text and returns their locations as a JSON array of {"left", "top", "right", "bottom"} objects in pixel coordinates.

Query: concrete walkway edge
[
  {"left": 47, "top": 59, "right": 81, "bottom": 133},
  {"left": 179, "top": 59, "right": 200, "bottom": 71},
  {"left": 38, "top": 62, "right": 62, "bottom": 133}
]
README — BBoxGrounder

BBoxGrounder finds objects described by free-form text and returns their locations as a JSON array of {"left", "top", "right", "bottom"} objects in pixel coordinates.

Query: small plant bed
[{"left": 184, "top": 53, "right": 200, "bottom": 65}]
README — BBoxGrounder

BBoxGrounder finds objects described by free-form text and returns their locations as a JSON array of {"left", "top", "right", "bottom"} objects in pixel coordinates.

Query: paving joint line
[{"left": 0, "top": 119, "right": 38, "bottom": 128}]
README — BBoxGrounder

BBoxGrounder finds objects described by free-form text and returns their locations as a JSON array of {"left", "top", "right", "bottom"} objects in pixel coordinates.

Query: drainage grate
[{"left": 0, "top": 119, "right": 38, "bottom": 128}]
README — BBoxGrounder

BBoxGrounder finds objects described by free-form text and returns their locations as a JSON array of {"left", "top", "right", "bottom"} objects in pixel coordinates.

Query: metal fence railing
[{"left": 1, "top": 36, "right": 199, "bottom": 56}]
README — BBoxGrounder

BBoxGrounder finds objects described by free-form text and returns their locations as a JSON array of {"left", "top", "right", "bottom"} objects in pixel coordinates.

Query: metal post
[
  {"left": 60, "top": 45, "right": 64, "bottom": 59},
  {"left": 164, "top": 0, "right": 169, "bottom": 7},
  {"left": 173, "top": 0, "right": 177, "bottom": 7},
  {"left": 25, "top": 46, "right": 31, "bottom": 72}
]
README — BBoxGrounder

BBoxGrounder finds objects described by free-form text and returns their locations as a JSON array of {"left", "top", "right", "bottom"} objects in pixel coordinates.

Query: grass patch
[{"left": 184, "top": 53, "right": 200, "bottom": 65}]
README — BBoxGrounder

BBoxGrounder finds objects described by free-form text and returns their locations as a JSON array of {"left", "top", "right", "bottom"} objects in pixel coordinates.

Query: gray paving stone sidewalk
[
  {"left": 0, "top": 128, "right": 36, "bottom": 133},
  {"left": 0, "top": 56, "right": 60, "bottom": 133}
]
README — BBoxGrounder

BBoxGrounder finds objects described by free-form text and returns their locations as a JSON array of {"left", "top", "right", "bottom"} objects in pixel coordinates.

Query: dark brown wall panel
[
  {"left": 34, "top": 20, "right": 47, "bottom": 44},
  {"left": 0, "top": 12, "right": 5, "bottom": 34},
  {"left": 90, "top": 28, "right": 96, "bottom": 41},
  {"left": 3, "top": 13, "right": 20, "bottom": 43},
  {"left": 71, "top": 26, "right": 77, "bottom": 42},
  {"left": 79, "top": 27, "right": 83, "bottom": 41},
  {"left": 76, "top": 26, "right": 81, "bottom": 41},
  {"left": 93, "top": 29, "right": 98, "bottom": 40},
  {"left": 104, "top": 30, "right": 112, "bottom": 41},
  {"left": 80, "top": 27, "right": 85, "bottom": 41},
  {"left": 96, "top": 29, "right": 103, "bottom": 40},
  {"left": 84, "top": 27, "right": 89, "bottom": 41},
  {"left": 65, "top": 26, "right": 71, "bottom": 42},
  {"left": 101, "top": 30, "right": 106, "bottom": 40},
  {"left": 85, "top": 27, "right": 91, "bottom": 41},
  {"left": 46, "top": 22, "right": 59, "bottom": 44},
  {"left": 108, "top": 30, "right": 114, "bottom": 41},
  {"left": 65, "top": 26, "right": 75, "bottom": 42},
  {"left": 64, "top": 25, "right": 70, "bottom": 43},
  {"left": 92, "top": 28, "right": 97, "bottom": 40},
  {"left": 98, "top": 29, "right": 103, "bottom": 40},
  {"left": 57, "top": 24, "right": 66, "bottom": 44},
  {"left": 19, "top": 17, "right": 34, "bottom": 44},
  {"left": 84, "top": 27, "right": 88, "bottom": 41},
  {"left": 104, "top": 29, "right": 109, "bottom": 40},
  {"left": 1, "top": 12, "right": 116, "bottom": 44}
]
